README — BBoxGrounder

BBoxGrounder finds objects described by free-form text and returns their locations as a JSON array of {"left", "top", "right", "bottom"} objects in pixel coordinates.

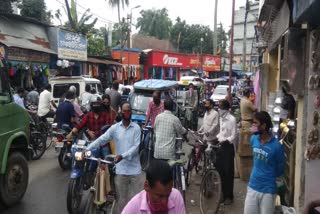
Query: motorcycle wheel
[
  {"left": 67, "top": 178, "right": 83, "bottom": 214},
  {"left": 30, "top": 132, "right": 46, "bottom": 160},
  {"left": 58, "top": 147, "right": 71, "bottom": 170},
  {"left": 139, "top": 149, "right": 149, "bottom": 171}
]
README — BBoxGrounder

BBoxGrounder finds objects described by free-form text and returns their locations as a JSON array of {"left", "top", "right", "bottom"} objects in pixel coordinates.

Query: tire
[
  {"left": 174, "top": 166, "right": 186, "bottom": 202},
  {"left": 139, "top": 149, "right": 148, "bottom": 171},
  {"left": 186, "top": 153, "right": 195, "bottom": 186},
  {"left": 38, "top": 122, "right": 50, "bottom": 150},
  {"left": 58, "top": 147, "right": 72, "bottom": 170},
  {"left": 200, "top": 170, "right": 222, "bottom": 214},
  {"left": 84, "top": 192, "right": 105, "bottom": 214},
  {"left": 67, "top": 178, "right": 83, "bottom": 214},
  {"left": 0, "top": 152, "right": 29, "bottom": 207},
  {"left": 196, "top": 152, "right": 205, "bottom": 175},
  {"left": 30, "top": 131, "right": 46, "bottom": 160}
]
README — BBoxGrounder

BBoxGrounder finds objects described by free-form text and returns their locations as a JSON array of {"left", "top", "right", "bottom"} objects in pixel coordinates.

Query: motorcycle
[
  {"left": 55, "top": 124, "right": 73, "bottom": 170},
  {"left": 66, "top": 125, "right": 110, "bottom": 214}
]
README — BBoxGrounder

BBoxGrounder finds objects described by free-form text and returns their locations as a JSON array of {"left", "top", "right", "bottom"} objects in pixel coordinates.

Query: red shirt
[
  {"left": 76, "top": 112, "right": 112, "bottom": 137},
  {"left": 146, "top": 101, "right": 164, "bottom": 128}
]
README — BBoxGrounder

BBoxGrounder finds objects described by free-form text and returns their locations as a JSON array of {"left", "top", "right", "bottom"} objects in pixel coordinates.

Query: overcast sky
[{"left": 46, "top": 0, "right": 247, "bottom": 32}]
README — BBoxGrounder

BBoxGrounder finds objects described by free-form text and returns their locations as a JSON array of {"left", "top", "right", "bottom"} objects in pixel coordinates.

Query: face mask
[
  {"left": 154, "top": 98, "right": 160, "bottom": 105},
  {"left": 104, "top": 104, "right": 110, "bottom": 110},
  {"left": 147, "top": 192, "right": 169, "bottom": 214},
  {"left": 205, "top": 106, "right": 210, "bottom": 111},
  {"left": 122, "top": 112, "right": 131, "bottom": 121},
  {"left": 92, "top": 106, "right": 101, "bottom": 113}
]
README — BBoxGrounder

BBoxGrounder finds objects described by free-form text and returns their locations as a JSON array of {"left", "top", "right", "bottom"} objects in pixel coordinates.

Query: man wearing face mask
[
  {"left": 87, "top": 102, "right": 143, "bottom": 213},
  {"left": 185, "top": 83, "right": 198, "bottom": 131},
  {"left": 216, "top": 99, "right": 237, "bottom": 205},
  {"left": 144, "top": 91, "right": 164, "bottom": 128},
  {"left": 244, "top": 111, "right": 285, "bottom": 214},
  {"left": 102, "top": 94, "right": 117, "bottom": 124},
  {"left": 198, "top": 99, "right": 219, "bottom": 143},
  {"left": 122, "top": 160, "right": 186, "bottom": 214},
  {"left": 67, "top": 98, "right": 112, "bottom": 141}
]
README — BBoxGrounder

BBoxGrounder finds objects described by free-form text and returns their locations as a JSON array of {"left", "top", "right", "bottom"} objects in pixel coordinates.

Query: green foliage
[
  {"left": 136, "top": 8, "right": 172, "bottom": 40},
  {"left": 64, "top": 0, "right": 98, "bottom": 35},
  {"left": 112, "top": 21, "right": 129, "bottom": 47},
  {"left": 19, "top": 0, "right": 49, "bottom": 23},
  {"left": 170, "top": 18, "right": 228, "bottom": 56},
  {"left": 87, "top": 31, "right": 106, "bottom": 56},
  {"left": 0, "top": 0, "right": 18, "bottom": 14}
]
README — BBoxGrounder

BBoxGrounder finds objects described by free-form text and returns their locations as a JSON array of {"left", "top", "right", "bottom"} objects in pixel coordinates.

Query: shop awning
[
  {"left": 0, "top": 35, "right": 56, "bottom": 54},
  {"left": 87, "top": 57, "right": 122, "bottom": 66}
]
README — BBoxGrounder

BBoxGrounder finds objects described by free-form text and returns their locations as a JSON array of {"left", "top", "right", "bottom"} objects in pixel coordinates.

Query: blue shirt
[
  {"left": 13, "top": 94, "right": 25, "bottom": 109},
  {"left": 56, "top": 100, "right": 75, "bottom": 129},
  {"left": 87, "top": 121, "right": 141, "bottom": 176},
  {"left": 248, "top": 134, "right": 285, "bottom": 194}
]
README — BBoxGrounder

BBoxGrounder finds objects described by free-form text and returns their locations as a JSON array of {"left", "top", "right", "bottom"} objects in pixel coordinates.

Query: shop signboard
[
  {"left": 58, "top": 29, "right": 87, "bottom": 61},
  {"left": 150, "top": 52, "right": 186, "bottom": 67},
  {"left": 202, "top": 55, "right": 221, "bottom": 71},
  {"left": 7, "top": 47, "right": 50, "bottom": 62}
]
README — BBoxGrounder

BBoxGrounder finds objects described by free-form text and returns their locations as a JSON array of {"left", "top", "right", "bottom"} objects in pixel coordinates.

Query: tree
[
  {"left": 87, "top": 27, "right": 107, "bottom": 56},
  {"left": 64, "top": 0, "right": 98, "bottom": 35},
  {"left": 20, "top": 0, "right": 49, "bottom": 23},
  {"left": 136, "top": 8, "right": 172, "bottom": 40},
  {"left": 0, "top": 0, "right": 18, "bottom": 14},
  {"left": 108, "top": 0, "right": 129, "bottom": 24}
]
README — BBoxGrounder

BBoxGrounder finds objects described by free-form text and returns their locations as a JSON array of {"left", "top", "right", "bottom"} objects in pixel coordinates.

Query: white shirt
[
  {"left": 199, "top": 109, "right": 219, "bottom": 141},
  {"left": 80, "top": 92, "right": 93, "bottom": 111},
  {"left": 37, "top": 89, "right": 52, "bottom": 117},
  {"left": 13, "top": 94, "right": 25, "bottom": 109},
  {"left": 217, "top": 110, "right": 237, "bottom": 144}
]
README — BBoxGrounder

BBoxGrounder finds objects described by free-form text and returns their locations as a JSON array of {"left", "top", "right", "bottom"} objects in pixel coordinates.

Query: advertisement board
[{"left": 58, "top": 29, "right": 87, "bottom": 61}]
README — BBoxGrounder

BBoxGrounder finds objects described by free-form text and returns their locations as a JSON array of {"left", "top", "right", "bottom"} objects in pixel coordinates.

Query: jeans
[
  {"left": 115, "top": 174, "right": 144, "bottom": 214},
  {"left": 244, "top": 187, "right": 276, "bottom": 214},
  {"left": 191, "top": 110, "right": 198, "bottom": 131}
]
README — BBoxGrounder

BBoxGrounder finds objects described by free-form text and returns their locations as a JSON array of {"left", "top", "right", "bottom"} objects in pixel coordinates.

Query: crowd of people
[{"left": 12, "top": 78, "right": 288, "bottom": 214}]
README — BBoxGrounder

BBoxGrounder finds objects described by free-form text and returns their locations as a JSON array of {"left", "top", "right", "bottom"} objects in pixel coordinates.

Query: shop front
[
  {"left": 112, "top": 48, "right": 141, "bottom": 85},
  {"left": 187, "top": 54, "right": 221, "bottom": 79}
]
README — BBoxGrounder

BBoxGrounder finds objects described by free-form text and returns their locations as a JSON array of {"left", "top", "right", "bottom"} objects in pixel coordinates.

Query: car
[
  {"left": 49, "top": 76, "right": 103, "bottom": 106},
  {"left": 0, "top": 59, "right": 30, "bottom": 207},
  {"left": 210, "top": 85, "right": 235, "bottom": 102},
  {"left": 130, "top": 79, "right": 178, "bottom": 125}
]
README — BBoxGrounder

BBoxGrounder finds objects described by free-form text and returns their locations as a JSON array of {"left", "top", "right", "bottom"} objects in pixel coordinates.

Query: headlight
[
  {"left": 85, "top": 150, "right": 92, "bottom": 157},
  {"left": 75, "top": 152, "right": 83, "bottom": 161}
]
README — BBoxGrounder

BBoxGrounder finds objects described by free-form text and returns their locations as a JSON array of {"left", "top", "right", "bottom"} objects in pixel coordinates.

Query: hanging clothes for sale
[
  {"left": 152, "top": 67, "right": 155, "bottom": 79},
  {"left": 169, "top": 67, "right": 173, "bottom": 79}
]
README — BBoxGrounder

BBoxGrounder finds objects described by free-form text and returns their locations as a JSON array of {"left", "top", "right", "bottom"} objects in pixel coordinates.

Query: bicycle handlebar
[{"left": 85, "top": 156, "right": 115, "bottom": 165}]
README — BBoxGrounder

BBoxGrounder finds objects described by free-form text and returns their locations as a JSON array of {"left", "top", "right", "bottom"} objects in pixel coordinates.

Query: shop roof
[
  {"left": 134, "top": 79, "right": 178, "bottom": 90},
  {"left": 87, "top": 57, "right": 122, "bottom": 66},
  {"left": 112, "top": 47, "right": 141, "bottom": 53}
]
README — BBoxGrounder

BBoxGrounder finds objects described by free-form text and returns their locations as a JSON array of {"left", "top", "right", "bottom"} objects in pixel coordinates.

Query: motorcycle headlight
[{"left": 74, "top": 152, "right": 83, "bottom": 161}]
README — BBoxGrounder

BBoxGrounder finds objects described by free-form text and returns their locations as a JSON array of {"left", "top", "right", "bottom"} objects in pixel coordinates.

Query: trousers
[
  {"left": 244, "top": 187, "right": 276, "bottom": 214},
  {"left": 215, "top": 141, "right": 235, "bottom": 200},
  {"left": 114, "top": 173, "right": 144, "bottom": 214}
]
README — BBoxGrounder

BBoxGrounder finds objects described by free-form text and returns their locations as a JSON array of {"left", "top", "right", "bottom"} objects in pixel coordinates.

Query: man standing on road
[
  {"left": 216, "top": 99, "right": 237, "bottom": 205},
  {"left": 198, "top": 99, "right": 219, "bottom": 143},
  {"left": 106, "top": 80, "right": 121, "bottom": 112},
  {"left": 122, "top": 160, "right": 186, "bottom": 214},
  {"left": 185, "top": 83, "right": 198, "bottom": 131},
  {"left": 240, "top": 88, "right": 257, "bottom": 132},
  {"left": 244, "top": 111, "right": 285, "bottom": 214},
  {"left": 38, "top": 84, "right": 57, "bottom": 119},
  {"left": 154, "top": 99, "right": 188, "bottom": 161},
  {"left": 55, "top": 91, "right": 76, "bottom": 129},
  {"left": 87, "top": 102, "right": 143, "bottom": 213},
  {"left": 144, "top": 90, "right": 164, "bottom": 128}
]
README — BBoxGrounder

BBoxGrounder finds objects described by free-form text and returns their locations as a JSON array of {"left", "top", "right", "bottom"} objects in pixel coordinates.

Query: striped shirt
[{"left": 154, "top": 110, "right": 186, "bottom": 160}]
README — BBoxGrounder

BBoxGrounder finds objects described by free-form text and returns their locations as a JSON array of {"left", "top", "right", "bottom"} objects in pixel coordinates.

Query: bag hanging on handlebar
[{"left": 94, "top": 167, "right": 107, "bottom": 205}]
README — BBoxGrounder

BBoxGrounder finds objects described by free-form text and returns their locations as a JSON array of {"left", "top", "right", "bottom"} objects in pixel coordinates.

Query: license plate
[
  {"left": 183, "top": 81, "right": 188, "bottom": 85},
  {"left": 55, "top": 141, "right": 64, "bottom": 148},
  {"left": 77, "top": 140, "right": 86, "bottom": 146}
]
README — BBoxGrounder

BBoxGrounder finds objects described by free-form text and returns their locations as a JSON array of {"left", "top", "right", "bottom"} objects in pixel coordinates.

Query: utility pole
[
  {"left": 242, "top": 0, "right": 250, "bottom": 71},
  {"left": 229, "top": 0, "right": 236, "bottom": 103},
  {"left": 213, "top": 0, "right": 218, "bottom": 55}
]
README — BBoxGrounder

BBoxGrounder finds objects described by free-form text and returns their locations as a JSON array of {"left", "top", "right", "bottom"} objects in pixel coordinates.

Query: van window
[
  {"left": 87, "top": 83, "right": 102, "bottom": 95},
  {"left": 0, "top": 62, "right": 11, "bottom": 103},
  {"left": 53, "top": 83, "right": 80, "bottom": 98}
]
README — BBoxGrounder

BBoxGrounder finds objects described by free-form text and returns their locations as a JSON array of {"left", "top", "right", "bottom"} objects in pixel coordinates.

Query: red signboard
[{"left": 147, "top": 51, "right": 221, "bottom": 71}]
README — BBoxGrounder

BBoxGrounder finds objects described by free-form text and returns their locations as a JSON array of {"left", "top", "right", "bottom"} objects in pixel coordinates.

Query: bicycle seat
[{"left": 168, "top": 159, "right": 187, "bottom": 166}]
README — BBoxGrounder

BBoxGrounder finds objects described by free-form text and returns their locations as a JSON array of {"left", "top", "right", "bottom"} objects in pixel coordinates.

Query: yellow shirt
[{"left": 240, "top": 97, "right": 256, "bottom": 121}]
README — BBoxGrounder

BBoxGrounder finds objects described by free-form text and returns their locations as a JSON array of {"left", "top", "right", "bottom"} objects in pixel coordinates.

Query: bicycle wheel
[
  {"left": 200, "top": 169, "right": 222, "bottom": 214},
  {"left": 174, "top": 166, "right": 186, "bottom": 202},
  {"left": 186, "top": 152, "right": 195, "bottom": 186},
  {"left": 196, "top": 151, "right": 205, "bottom": 175}
]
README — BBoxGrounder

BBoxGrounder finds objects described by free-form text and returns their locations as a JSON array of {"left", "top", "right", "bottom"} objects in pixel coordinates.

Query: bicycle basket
[{"left": 187, "top": 131, "right": 203, "bottom": 146}]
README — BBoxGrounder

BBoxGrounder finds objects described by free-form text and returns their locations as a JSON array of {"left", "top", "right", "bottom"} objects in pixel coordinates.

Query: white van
[{"left": 49, "top": 76, "right": 102, "bottom": 106}]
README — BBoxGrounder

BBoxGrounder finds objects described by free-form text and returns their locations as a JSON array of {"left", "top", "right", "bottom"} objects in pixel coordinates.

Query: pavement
[{"left": 0, "top": 117, "right": 249, "bottom": 214}]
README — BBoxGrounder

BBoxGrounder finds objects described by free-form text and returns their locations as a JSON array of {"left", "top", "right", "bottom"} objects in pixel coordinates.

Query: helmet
[
  {"left": 90, "top": 96, "right": 102, "bottom": 110},
  {"left": 69, "top": 85, "right": 77, "bottom": 93}
]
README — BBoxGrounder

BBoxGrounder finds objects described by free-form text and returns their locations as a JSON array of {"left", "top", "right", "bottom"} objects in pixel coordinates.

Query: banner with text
[{"left": 58, "top": 29, "right": 87, "bottom": 61}]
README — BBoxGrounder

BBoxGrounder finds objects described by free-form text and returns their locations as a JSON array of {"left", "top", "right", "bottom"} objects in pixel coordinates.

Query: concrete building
[{"left": 233, "top": 1, "right": 259, "bottom": 71}]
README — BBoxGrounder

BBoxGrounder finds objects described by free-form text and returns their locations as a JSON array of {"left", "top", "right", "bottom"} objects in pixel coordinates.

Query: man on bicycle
[
  {"left": 198, "top": 99, "right": 219, "bottom": 144},
  {"left": 122, "top": 160, "right": 186, "bottom": 214},
  {"left": 154, "top": 99, "right": 188, "bottom": 161},
  {"left": 185, "top": 83, "right": 198, "bottom": 131},
  {"left": 144, "top": 90, "right": 164, "bottom": 128}
]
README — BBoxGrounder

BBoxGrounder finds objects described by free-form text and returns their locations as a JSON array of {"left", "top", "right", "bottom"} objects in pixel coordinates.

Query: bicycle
[
  {"left": 139, "top": 126, "right": 153, "bottom": 171},
  {"left": 199, "top": 143, "right": 222, "bottom": 214},
  {"left": 168, "top": 137, "right": 187, "bottom": 202},
  {"left": 84, "top": 154, "right": 116, "bottom": 214},
  {"left": 185, "top": 129, "right": 206, "bottom": 186}
]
